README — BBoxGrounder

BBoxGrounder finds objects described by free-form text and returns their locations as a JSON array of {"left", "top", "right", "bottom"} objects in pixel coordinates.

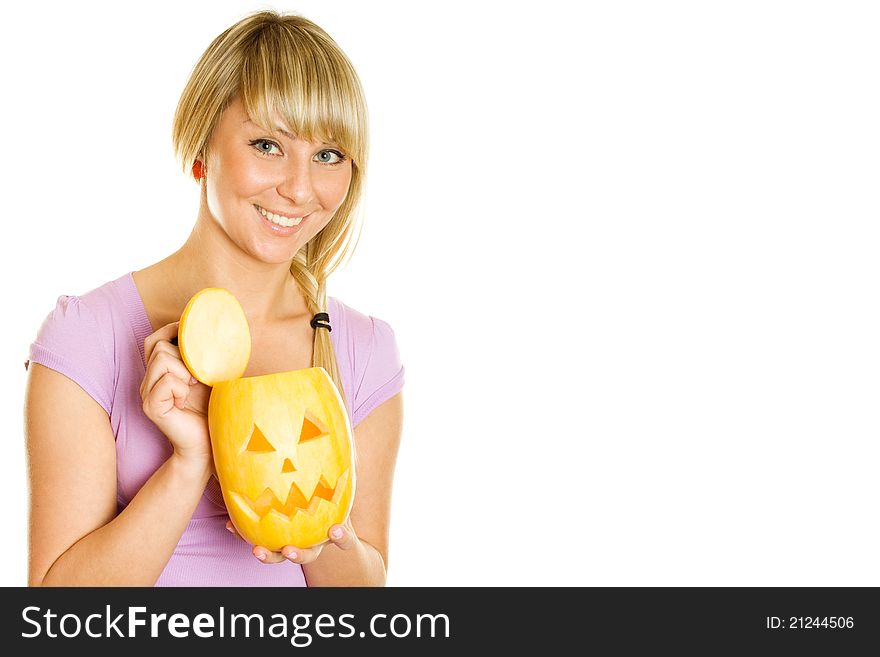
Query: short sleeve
[
  {"left": 352, "top": 316, "right": 405, "bottom": 427},
  {"left": 27, "top": 295, "right": 115, "bottom": 415}
]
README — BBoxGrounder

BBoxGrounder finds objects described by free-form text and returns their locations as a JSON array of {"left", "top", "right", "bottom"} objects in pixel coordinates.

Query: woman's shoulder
[
  {"left": 27, "top": 272, "right": 143, "bottom": 414},
  {"left": 328, "top": 295, "right": 374, "bottom": 333},
  {"left": 33, "top": 272, "right": 141, "bottom": 342},
  {"left": 327, "top": 294, "right": 400, "bottom": 334},
  {"left": 43, "top": 271, "right": 137, "bottom": 316},
  {"left": 327, "top": 295, "right": 405, "bottom": 427},
  {"left": 327, "top": 295, "right": 402, "bottom": 359}
]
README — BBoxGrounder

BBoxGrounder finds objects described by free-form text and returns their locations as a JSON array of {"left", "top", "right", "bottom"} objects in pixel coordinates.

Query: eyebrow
[{"left": 242, "top": 119, "right": 336, "bottom": 146}]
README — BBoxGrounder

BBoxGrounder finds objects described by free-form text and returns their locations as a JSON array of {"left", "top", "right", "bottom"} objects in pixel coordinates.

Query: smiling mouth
[{"left": 254, "top": 204, "right": 308, "bottom": 228}]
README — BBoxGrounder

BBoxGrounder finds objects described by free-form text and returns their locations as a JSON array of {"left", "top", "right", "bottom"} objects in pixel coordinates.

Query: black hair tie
[{"left": 311, "top": 312, "right": 332, "bottom": 332}]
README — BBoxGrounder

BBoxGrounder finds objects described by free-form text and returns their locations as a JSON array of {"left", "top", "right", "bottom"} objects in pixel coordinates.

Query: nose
[{"left": 276, "top": 156, "right": 317, "bottom": 208}]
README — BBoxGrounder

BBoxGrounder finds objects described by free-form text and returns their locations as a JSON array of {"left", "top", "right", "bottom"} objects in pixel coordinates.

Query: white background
[{"left": 1, "top": 0, "right": 878, "bottom": 586}]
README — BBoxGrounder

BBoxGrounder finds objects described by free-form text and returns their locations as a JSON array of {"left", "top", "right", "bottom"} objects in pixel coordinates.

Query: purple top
[{"left": 27, "top": 272, "right": 404, "bottom": 586}]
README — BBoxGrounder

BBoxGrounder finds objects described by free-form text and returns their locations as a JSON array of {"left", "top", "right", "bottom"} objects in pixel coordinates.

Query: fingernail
[
  {"left": 255, "top": 552, "right": 266, "bottom": 561},
  {"left": 283, "top": 549, "right": 297, "bottom": 561},
  {"left": 226, "top": 523, "right": 235, "bottom": 533},
  {"left": 331, "top": 527, "right": 344, "bottom": 539},
  {"left": 190, "top": 375, "right": 198, "bottom": 385}
]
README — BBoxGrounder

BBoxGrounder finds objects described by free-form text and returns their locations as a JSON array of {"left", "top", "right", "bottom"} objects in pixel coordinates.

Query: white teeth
[{"left": 257, "top": 205, "right": 303, "bottom": 227}]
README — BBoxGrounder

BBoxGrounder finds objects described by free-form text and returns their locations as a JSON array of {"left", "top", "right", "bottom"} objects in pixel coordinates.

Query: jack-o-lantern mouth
[{"left": 230, "top": 469, "right": 350, "bottom": 520}]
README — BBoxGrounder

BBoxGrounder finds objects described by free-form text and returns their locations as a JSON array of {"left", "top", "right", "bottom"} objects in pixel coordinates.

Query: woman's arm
[
  {"left": 25, "top": 363, "right": 211, "bottom": 586},
  {"left": 299, "top": 391, "right": 404, "bottom": 587}
]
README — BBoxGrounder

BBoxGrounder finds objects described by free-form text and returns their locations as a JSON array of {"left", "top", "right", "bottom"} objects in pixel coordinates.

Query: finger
[
  {"left": 141, "top": 362, "right": 191, "bottom": 409},
  {"left": 154, "top": 351, "right": 207, "bottom": 413},
  {"left": 253, "top": 546, "right": 287, "bottom": 564},
  {"left": 140, "top": 350, "right": 195, "bottom": 404},
  {"left": 149, "top": 339, "right": 183, "bottom": 365},
  {"left": 147, "top": 372, "right": 190, "bottom": 416},
  {"left": 327, "top": 524, "right": 358, "bottom": 550},
  {"left": 143, "top": 371, "right": 190, "bottom": 418},
  {"left": 150, "top": 343, "right": 202, "bottom": 399},
  {"left": 281, "top": 544, "right": 324, "bottom": 564},
  {"left": 143, "top": 322, "right": 180, "bottom": 366},
  {"left": 141, "top": 341, "right": 188, "bottom": 399},
  {"left": 225, "top": 519, "right": 244, "bottom": 541},
  {"left": 147, "top": 342, "right": 189, "bottom": 380}
]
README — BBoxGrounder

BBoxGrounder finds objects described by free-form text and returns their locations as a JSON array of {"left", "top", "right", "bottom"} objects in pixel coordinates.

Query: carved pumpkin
[{"left": 178, "top": 288, "right": 354, "bottom": 551}]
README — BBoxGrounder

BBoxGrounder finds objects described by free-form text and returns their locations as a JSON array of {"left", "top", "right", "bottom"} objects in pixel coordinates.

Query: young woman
[{"left": 24, "top": 10, "right": 404, "bottom": 586}]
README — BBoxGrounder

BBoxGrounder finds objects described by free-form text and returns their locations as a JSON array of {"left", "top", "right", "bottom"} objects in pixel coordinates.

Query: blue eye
[
  {"left": 315, "top": 150, "right": 346, "bottom": 165},
  {"left": 249, "top": 139, "right": 282, "bottom": 156}
]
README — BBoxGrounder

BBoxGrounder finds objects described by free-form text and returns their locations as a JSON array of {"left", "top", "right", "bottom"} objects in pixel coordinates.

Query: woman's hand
[
  {"left": 140, "top": 322, "right": 213, "bottom": 471},
  {"left": 224, "top": 517, "right": 360, "bottom": 565}
]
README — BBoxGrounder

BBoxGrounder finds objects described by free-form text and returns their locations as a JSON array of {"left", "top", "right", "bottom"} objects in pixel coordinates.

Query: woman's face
[{"left": 202, "top": 96, "right": 353, "bottom": 265}]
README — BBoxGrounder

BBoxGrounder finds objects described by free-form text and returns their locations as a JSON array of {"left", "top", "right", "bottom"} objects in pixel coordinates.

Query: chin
[
  {"left": 253, "top": 246, "right": 304, "bottom": 265},
  {"left": 239, "top": 229, "right": 308, "bottom": 263}
]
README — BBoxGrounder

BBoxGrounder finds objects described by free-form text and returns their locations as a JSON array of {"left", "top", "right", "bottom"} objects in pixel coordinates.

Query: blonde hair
[{"left": 171, "top": 10, "right": 369, "bottom": 416}]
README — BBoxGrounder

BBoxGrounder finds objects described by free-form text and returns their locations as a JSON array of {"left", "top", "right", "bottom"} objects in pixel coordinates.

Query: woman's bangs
[{"left": 239, "top": 33, "right": 363, "bottom": 161}]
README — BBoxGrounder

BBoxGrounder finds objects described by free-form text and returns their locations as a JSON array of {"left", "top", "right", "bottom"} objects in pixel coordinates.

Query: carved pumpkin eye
[
  {"left": 299, "top": 415, "right": 327, "bottom": 443},
  {"left": 245, "top": 425, "right": 276, "bottom": 452}
]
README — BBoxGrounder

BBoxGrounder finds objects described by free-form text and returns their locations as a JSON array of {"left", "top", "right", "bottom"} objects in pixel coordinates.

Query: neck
[{"left": 153, "top": 213, "right": 311, "bottom": 324}]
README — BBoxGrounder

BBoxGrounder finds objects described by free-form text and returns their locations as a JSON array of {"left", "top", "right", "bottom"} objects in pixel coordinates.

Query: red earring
[{"left": 192, "top": 160, "right": 205, "bottom": 181}]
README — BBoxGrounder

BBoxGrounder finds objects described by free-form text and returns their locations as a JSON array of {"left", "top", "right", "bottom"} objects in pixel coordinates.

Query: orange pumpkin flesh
[
  {"left": 178, "top": 288, "right": 251, "bottom": 386},
  {"left": 209, "top": 368, "right": 354, "bottom": 550},
  {"left": 177, "top": 288, "right": 355, "bottom": 551}
]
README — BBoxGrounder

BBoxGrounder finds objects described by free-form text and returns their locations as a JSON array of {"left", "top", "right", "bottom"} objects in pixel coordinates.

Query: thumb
[{"left": 328, "top": 524, "right": 357, "bottom": 550}]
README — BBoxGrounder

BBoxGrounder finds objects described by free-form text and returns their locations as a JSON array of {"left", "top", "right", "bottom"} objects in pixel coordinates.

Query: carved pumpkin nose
[{"left": 281, "top": 458, "right": 296, "bottom": 473}]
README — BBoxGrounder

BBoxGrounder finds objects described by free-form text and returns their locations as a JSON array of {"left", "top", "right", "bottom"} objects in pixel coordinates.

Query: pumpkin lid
[{"left": 178, "top": 287, "right": 251, "bottom": 385}]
